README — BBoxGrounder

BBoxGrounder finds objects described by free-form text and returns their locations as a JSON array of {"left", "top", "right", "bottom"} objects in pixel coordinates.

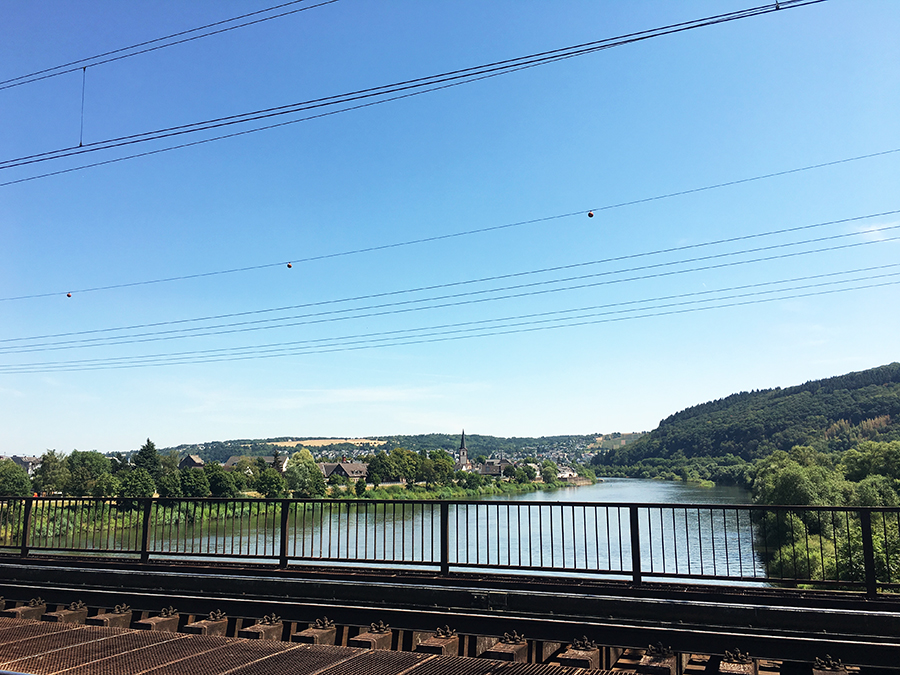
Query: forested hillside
[
  {"left": 599, "top": 363, "right": 900, "bottom": 464},
  {"left": 164, "top": 433, "right": 606, "bottom": 464},
  {"left": 592, "top": 363, "right": 900, "bottom": 502}
]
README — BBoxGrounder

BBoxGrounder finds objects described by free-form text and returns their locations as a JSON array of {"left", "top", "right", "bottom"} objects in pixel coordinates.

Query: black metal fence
[{"left": 0, "top": 497, "right": 897, "bottom": 595}]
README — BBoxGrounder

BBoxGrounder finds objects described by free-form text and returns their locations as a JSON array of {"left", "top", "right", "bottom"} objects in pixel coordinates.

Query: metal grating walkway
[{"left": 0, "top": 620, "right": 615, "bottom": 675}]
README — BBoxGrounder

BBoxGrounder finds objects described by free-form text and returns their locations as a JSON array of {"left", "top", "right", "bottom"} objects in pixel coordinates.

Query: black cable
[
  {"left": 3, "top": 209, "right": 894, "bottom": 341},
  {"left": 4, "top": 227, "right": 897, "bottom": 354},
  {"left": 0, "top": 1, "right": 824, "bottom": 172},
  {"left": 0, "top": 0, "right": 340, "bottom": 91},
  {"left": 3, "top": 274, "right": 895, "bottom": 373},
  {"left": 2, "top": 157, "right": 893, "bottom": 303},
  {"left": 14, "top": 265, "right": 900, "bottom": 366}
]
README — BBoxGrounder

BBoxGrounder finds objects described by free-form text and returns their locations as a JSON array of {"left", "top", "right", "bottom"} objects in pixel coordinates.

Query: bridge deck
[
  {"left": 0, "top": 556, "right": 898, "bottom": 669},
  {"left": 0, "top": 618, "right": 611, "bottom": 675}
]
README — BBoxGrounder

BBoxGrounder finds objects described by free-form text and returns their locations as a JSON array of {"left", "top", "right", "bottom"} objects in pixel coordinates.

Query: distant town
[{"left": 0, "top": 431, "right": 646, "bottom": 499}]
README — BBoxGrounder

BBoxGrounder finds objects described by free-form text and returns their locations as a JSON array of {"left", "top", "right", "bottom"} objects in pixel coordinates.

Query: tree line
[
  {"left": 0, "top": 439, "right": 286, "bottom": 499},
  {"left": 0, "top": 441, "right": 589, "bottom": 500},
  {"left": 592, "top": 363, "right": 900, "bottom": 508}
]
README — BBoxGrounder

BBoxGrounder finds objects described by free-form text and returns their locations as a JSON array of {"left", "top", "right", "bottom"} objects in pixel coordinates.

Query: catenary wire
[
  {"left": 4, "top": 227, "right": 898, "bottom": 354},
  {"left": 3, "top": 208, "right": 895, "bottom": 340},
  {"left": 0, "top": 0, "right": 340, "bottom": 91},
  {"left": 8, "top": 265, "right": 899, "bottom": 367},
  {"left": 0, "top": 1, "right": 824, "bottom": 172},
  {"left": 2, "top": 276, "right": 896, "bottom": 373},
  {"left": 1, "top": 155, "right": 894, "bottom": 303}
]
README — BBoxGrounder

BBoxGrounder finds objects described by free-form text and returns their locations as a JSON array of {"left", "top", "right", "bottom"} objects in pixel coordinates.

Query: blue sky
[{"left": 1, "top": 1, "right": 898, "bottom": 454}]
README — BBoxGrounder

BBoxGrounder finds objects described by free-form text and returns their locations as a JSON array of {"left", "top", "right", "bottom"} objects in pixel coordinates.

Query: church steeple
[{"left": 457, "top": 429, "right": 469, "bottom": 470}]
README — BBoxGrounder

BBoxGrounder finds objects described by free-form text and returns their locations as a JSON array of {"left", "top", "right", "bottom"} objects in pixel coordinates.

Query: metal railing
[{"left": 1, "top": 497, "right": 897, "bottom": 595}]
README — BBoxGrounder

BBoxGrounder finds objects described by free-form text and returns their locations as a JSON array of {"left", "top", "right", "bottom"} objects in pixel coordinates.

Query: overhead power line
[
  {"left": 0, "top": 1, "right": 825, "bottom": 181},
  {"left": 2, "top": 150, "right": 893, "bottom": 303},
  {"left": 2, "top": 271, "right": 896, "bottom": 373},
  {"left": 0, "top": 0, "right": 340, "bottom": 92},
  {"left": 3, "top": 221, "right": 898, "bottom": 355},
  {"left": 2, "top": 208, "right": 896, "bottom": 342}
]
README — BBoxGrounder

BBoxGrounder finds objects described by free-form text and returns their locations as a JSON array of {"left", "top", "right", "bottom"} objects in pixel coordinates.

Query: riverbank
[{"left": 334, "top": 477, "right": 596, "bottom": 501}]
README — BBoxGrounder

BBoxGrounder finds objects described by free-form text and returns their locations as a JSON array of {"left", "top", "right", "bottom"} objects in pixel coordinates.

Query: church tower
[{"left": 456, "top": 430, "right": 470, "bottom": 471}]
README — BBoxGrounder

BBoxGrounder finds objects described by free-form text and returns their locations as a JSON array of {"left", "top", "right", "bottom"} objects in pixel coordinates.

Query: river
[
  {"left": 489, "top": 476, "right": 752, "bottom": 505},
  {"left": 27, "top": 479, "right": 764, "bottom": 584},
  {"left": 462, "top": 477, "right": 762, "bottom": 582}
]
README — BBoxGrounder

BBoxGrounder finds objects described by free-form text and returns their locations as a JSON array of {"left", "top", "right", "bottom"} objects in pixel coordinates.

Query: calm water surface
[{"left": 502, "top": 476, "right": 752, "bottom": 505}]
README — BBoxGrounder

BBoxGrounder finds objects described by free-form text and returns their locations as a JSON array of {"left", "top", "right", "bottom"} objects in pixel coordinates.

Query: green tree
[
  {"left": 753, "top": 448, "right": 849, "bottom": 506},
  {"left": 367, "top": 452, "right": 396, "bottom": 486},
  {"left": 850, "top": 474, "right": 899, "bottom": 506},
  {"left": 91, "top": 472, "right": 121, "bottom": 498},
  {"left": 133, "top": 439, "right": 161, "bottom": 481},
  {"left": 842, "top": 441, "right": 900, "bottom": 481},
  {"left": 108, "top": 452, "right": 129, "bottom": 475},
  {"left": 417, "top": 458, "right": 436, "bottom": 486},
  {"left": 354, "top": 477, "right": 367, "bottom": 497},
  {"left": 430, "top": 451, "right": 454, "bottom": 485},
  {"left": 64, "top": 450, "right": 111, "bottom": 496},
  {"left": 389, "top": 447, "right": 420, "bottom": 484},
  {"left": 285, "top": 450, "right": 326, "bottom": 498},
  {"left": 256, "top": 468, "right": 287, "bottom": 498},
  {"left": 181, "top": 469, "right": 211, "bottom": 498},
  {"left": 156, "top": 470, "right": 183, "bottom": 498},
  {"left": 119, "top": 467, "right": 156, "bottom": 498},
  {"left": 502, "top": 464, "right": 517, "bottom": 479},
  {"left": 542, "top": 460, "right": 560, "bottom": 485},
  {"left": 32, "top": 450, "right": 69, "bottom": 494},
  {"left": 230, "top": 457, "right": 259, "bottom": 491},
  {"left": 159, "top": 451, "right": 179, "bottom": 476},
  {"left": 328, "top": 472, "right": 349, "bottom": 486},
  {"left": 204, "top": 462, "right": 239, "bottom": 498},
  {"left": 0, "top": 459, "right": 32, "bottom": 496}
]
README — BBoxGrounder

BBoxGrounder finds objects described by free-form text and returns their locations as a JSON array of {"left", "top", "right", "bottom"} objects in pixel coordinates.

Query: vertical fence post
[
  {"left": 140, "top": 499, "right": 153, "bottom": 563},
  {"left": 19, "top": 497, "right": 33, "bottom": 558},
  {"left": 440, "top": 501, "right": 450, "bottom": 576},
  {"left": 629, "top": 505, "right": 642, "bottom": 586},
  {"left": 859, "top": 509, "right": 877, "bottom": 598},
  {"left": 279, "top": 500, "right": 290, "bottom": 568}
]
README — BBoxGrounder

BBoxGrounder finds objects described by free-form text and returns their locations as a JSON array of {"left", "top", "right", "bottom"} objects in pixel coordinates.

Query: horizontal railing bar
[
  {"left": 8, "top": 496, "right": 900, "bottom": 512},
  {"left": 3, "top": 497, "right": 894, "bottom": 596}
]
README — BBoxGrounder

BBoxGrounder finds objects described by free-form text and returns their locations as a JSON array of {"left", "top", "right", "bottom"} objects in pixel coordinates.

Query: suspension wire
[
  {"left": 0, "top": 0, "right": 340, "bottom": 91},
  {"left": 0, "top": 1, "right": 824, "bottom": 174},
  {"left": 79, "top": 67, "right": 86, "bottom": 147},
  {"left": 3, "top": 228, "right": 898, "bottom": 355},
  {"left": 1, "top": 169, "right": 895, "bottom": 303},
  {"left": 2, "top": 275, "right": 896, "bottom": 373},
  {"left": 12, "top": 265, "right": 900, "bottom": 366}
]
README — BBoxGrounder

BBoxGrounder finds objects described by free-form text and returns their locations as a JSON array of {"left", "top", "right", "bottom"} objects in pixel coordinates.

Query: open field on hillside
[{"left": 270, "top": 438, "right": 386, "bottom": 448}]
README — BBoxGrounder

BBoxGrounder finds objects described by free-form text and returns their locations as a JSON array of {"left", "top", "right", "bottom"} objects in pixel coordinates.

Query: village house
[
  {"left": 9, "top": 456, "right": 41, "bottom": 476},
  {"left": 479, "top": 458, "right": 512, "bottom": 477},
  {"left": 317, "top": 462, "right": 368, "bottom": 481},
  {"left": 178, "top": 454, "right": 205, "bottom": 471},
  {"left": 223, "top": 455, "right": 288, "bottom": 473},
  {"left": 556, "top": 466, "right": 579, "bottom": 481}
]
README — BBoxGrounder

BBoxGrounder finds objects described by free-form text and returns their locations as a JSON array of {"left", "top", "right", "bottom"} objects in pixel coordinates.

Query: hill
[
  {"left": 592, "top": 362, "right": 900, "bottom": 485},
  {"left": 162, "top": 432, "right": 637, "bottom": 466}
]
